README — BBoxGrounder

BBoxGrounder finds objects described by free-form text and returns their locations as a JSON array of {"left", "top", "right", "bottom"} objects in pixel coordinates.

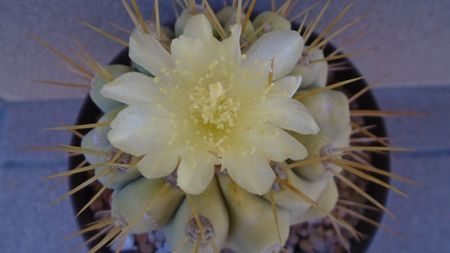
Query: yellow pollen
[
  {"left": 188, "top": 81, "right": 240, "bottom": 130},
  {"left": 209, "top": 82, "right": 224, "bottom": 102}
]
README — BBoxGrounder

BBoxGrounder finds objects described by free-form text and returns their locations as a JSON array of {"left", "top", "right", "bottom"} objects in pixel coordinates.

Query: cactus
[
  {"left": 290, "top": 47, "right": 329, "bottom": 88},
  {"left": 111, "top": 177, "right": 184, "bottom": 234},
  {"left": 253, "top": 11, "right": 291, "bottom": 31},
  {"left": 39, "top": 1, "right": 414, "bottom": 252}
]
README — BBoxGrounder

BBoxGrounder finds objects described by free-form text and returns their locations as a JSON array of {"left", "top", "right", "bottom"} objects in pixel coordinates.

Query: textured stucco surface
[{"left": 0, "top": 0, "right": 449, "bottom": 101}]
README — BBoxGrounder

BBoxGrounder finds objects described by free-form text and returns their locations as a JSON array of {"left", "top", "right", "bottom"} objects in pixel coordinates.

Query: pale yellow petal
[
  {"left": 177, "top": 151, "right": 218, "bottom": 195},
  {"left": 108, "top": 105, "right": 172, "bottom": 156},
  {"left": 90, "top": 64, "right": 131, "bottom": 112},
  {"left": 171, "top": 35, "right": 208, "bottom": 73},
  {"left": 223, "top": 151, "right": 275, "bottom": 195},
  {"left": 221, "top": 24, "right": 242, "bottom": 62},
  {"left": 129, "top": 29, "right": 174, "bottom": 76},
  {"left": 269, "top": 75, "right": 302, "bottom": 97},
  {"left": 247, "top": 124, "right": 307, "bottom": 162},
  {"left": 101, "top": 72, "right": 163, "bottom": 105},
  {"left": 262, "top": 96, "right": 319, "bottom": 135},
  {"left": 244, "top": 30, "right": 304, "bottom": 79},
  {"left": 137, "top": 149, "right": 179, "bottom": 178}
]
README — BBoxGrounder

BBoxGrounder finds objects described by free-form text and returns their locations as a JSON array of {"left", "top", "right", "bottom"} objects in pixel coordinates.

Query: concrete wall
[{"left": 0, "top": 0, "right": 449, "bottom": 101}]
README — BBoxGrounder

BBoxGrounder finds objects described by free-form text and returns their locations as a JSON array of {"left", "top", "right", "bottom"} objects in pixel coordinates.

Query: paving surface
[
  {"left": 367, "top": 86, "right": 450, "bottom": 253},
  {"left": 0, "top": 85, "right": 449, "bottom": 252},
  {"left": 0, "top": 99, "right": 85, "bottom": 252}
]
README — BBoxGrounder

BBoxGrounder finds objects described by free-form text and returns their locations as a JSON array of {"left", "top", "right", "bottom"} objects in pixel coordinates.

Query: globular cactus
[
  {"left": 40, "top": 1, "right": 413, "bottom": 252},
  {"left": 79, "top": 4, "right": 346, "bottom": 253},
  {"left": 85, "top": 8, "right": 343, "bottom": 251}
]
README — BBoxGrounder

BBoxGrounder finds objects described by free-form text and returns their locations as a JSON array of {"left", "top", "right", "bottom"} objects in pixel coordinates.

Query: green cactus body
[
  {"left": 216, "top": 6, "right": 236, "bottom": 25},
  {"left": 111, "top": 177, "right": 184, "bottom": 234},
  {"left": 81, "top": 107, "right": 141, "bottom": 189},
  {"left": 144, "top": 20, "right": 174, "bottom": 42},
  {"left": 291, "top": 47, "right": 328, "bottom": 88},
  {"left": 299, "top": 89, "right": 352, "bottom": 148},
  {"left": 291, "top": 90, "right": 351, "bottom": 180},
  {"left": 302, "top": 178, "right": 339, "bottom": 221},
  {"left": 218, "top": 175, "right": 290, "bottom": 253},
  {"left": 81, "top": 115, "right": 114, "bottom": 166},
  {"left": 163, "top": 178, "right": 229, "bottom": 253},
  {"left": 89, "top": 65, "right": 132, "bottom": 112},
  {"left": 97, "top": 151, "right": 142, "bottom": 190},
  {"left": 216, "top": 6, "right": 255, "bottom": 38},
  {"left": 175, "top": 10, "right": 192, "bottom": 37},
  {"left": 253, "top": 11, "right": 291, "bottom": 32},
  {"left": 265, "top": 168, "right": 330, "bottom": 216},
  {"left": 175, "top": 7, "right": 204, "bottom": 37},
  {"left": 290, "top": 133, "right": 330, "bottom": 180}
]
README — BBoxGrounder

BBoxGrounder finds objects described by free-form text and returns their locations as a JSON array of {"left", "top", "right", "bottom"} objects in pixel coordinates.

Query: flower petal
[
  {"left": 221, "top": 24, "right": 242, "bottom": 62},
  {"left": 269, "top": 75, "right": 302, "bottom": 97},
  {"left": 101, "top": 72, "right": 163, "bottom": 105},
  {"left": 182, "top": 14, "right": 213, "bottom": 42},
  {"left": 90, "top": 65, "right": 131, "bottom": 112},
  {"left": 247, "top": 124, "right": 307, "bottom": 162},
  {"left": 262, "top": 96, "right": 319, "bottom": 135},
  {"left": 129, "top": 29, "right": 174, "bottom": 76},
  {"left": 171, "top": 35, "right": 209, "bottom": 74},
  {"left": 177, "top": 151, "right": 218, "bottom": 195},
  {"left": 137, "top": 149, "right": 179, "bottom": 179},
  {"left": 244, "top": 30, "right": 304, "bottom": 79},
  {"left": 107, "top": 105, "right": 172, "bottom": 156},
  {"left": 223, "top": 152, "right": 275, "bottom": 195}
]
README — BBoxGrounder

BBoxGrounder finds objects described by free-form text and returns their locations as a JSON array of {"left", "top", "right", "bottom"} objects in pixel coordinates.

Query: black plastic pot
[{"left": 69, "top": 37, "right": 389, "bottom": 253}]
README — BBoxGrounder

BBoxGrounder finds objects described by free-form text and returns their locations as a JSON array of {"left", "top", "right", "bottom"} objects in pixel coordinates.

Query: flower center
[{"left": 188, "top": 82, "right": 240, "bottom": 130}]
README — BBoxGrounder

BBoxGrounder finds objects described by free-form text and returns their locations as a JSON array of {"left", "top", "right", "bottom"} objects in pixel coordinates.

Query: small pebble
[
  {"left": 109, "top": 234, "right": 136, "bottom": 252},
  {"left": 299, "top": 240, "right": 314, "bottom": 251},
  {"left": 310, "top": 234, "right": 325, "bottom": 251}
]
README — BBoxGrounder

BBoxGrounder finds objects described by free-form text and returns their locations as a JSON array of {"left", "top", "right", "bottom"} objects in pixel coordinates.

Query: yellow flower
[{"left": 101, "top": 15, "right": 318, "bottom": 195}]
